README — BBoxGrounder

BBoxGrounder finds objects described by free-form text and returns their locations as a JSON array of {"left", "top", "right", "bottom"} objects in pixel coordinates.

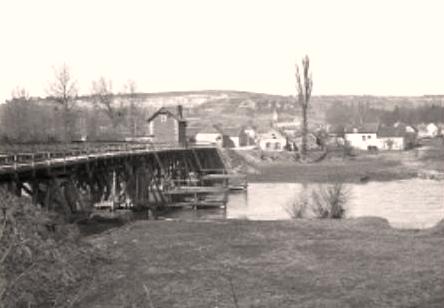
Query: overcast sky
[{"left": 0, "top": 0, "right": 443, "bottom": 102}]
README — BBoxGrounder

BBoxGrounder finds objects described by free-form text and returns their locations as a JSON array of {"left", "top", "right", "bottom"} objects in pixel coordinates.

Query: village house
[
  {"left": 376, "top": 127, "right": 405, "bottom": 150},
  {"left": 417, "top": 123, "right": 440, "bottom": 139},
  {"left": 290, "top": 132, "right": 319, "bottom": 151},
  {"left": 239, "top": 126, "right": 256, "bottom": 147},
  {"left": 146, "top": 105, "right": 187, "bottom": 146},
  {"left": 192, "top": 125, "right": 256, "bottom": 148},
  {"left": 258, "top": 128, "right": 287, "bottom": 151},
  {"left": 326, "top": 124, "right": 346, "bottom": 146},
  {"left": 393, "top": 122, "right": 417, "bottom": 148},
  {"left": 193, "top": 126, "right": 223, "bottom": 146},
  {"left": 394, "top": 122, "right": 417, "bottom": 134},
  {"left": 273, "top": 120, "right": 301, "bottom": 137},
  {"left": 344, "top": 123, "right": 406, "bottom": 150},
  {"left": 344, "top": 123, "right": 379, "bottom": 150}
]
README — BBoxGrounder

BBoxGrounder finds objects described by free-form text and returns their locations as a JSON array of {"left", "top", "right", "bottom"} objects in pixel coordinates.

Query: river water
[{"left": 165, "top": 179, "right": 444, "bottom": 229}]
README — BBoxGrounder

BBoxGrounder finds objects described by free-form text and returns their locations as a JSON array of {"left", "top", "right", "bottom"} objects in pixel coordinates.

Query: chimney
[{"left": 177, "top": 105, "right": 183, "bottom": 119}]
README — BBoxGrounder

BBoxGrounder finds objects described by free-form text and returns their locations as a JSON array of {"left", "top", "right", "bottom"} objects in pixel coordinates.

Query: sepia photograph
[{"left": 0, "top": 0, "right": 443, "bottom": 307}]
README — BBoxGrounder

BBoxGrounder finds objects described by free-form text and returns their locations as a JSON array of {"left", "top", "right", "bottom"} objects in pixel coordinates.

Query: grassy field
[
  {"left": 230, "top": 139, "right": 444, "bottom": 183},
  {"left": 249, "top": 157, "right": 413, "bottom": 183},
  {"left": 75, "top": 219, "right": 444, "bottom": 307},
  {"left": 242, "top": 151, "right": 417, "bottom": 183}
]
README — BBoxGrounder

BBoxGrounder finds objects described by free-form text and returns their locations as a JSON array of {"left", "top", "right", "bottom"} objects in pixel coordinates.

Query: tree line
[
  {"left": 325, "top": 101, "right": 444, "bottom": 128},
  {"left": 0, "top": 64, "right": 153, "bottom": 144}
]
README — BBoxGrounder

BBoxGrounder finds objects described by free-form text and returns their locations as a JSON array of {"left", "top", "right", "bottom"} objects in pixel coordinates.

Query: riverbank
[
  {"left": 248, "top": 155, "right": 415, "bottom": 183},
  {"left": 227, "top": 141, "right": 444, "bottom": 183},
  {"left": 75, "top": 218, "right": 444, "bottom": 307}
]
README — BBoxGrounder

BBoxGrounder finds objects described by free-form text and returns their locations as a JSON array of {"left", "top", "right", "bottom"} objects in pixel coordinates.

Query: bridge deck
[{"left": 0, "top": 143, "right": 216, "bottom": 174}]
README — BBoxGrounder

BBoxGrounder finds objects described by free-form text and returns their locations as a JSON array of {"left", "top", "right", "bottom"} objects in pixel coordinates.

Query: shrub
[
  {"left": 0, "top": 188, "right": 108, "bottom": 307},
  {"left": 285, "top": 191, "right": 309, "bottom": 219},
  {"left": 311, "top": 183, "right": 349, "bottom": 219},
  {"left": 286, "top": 183, "right": 350, "bottom": 220}
]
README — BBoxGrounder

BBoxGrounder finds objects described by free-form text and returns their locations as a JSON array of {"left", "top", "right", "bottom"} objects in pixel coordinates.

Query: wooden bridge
[{"left": 0, "top": 143, "right": 232, "bottom": 220}]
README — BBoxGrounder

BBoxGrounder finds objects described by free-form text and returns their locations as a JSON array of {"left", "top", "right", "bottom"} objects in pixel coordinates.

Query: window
[
  {"left": 362, "top": 135, "right": 366, "bottom": 141},
  {"left": 160, "top": 114, "right": 167, "bottom": 123},
  {"left": 275, "top": 142, "right": 281, "bottom": 150},
  {"left": 367, "top": 135, "right": 372, "bottom": 139}
]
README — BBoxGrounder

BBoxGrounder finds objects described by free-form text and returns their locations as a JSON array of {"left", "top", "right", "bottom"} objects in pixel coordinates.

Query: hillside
[
  {"left": 58, "top": 90, "right": 444, "bottom": 112},
  {"left": 3, "top": 90, "right": 443, "bottom": 141}
]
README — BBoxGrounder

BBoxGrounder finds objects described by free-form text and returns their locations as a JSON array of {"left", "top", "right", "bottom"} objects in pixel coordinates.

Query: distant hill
[
  {"left": 20, "top": 90, "right": 444, "bottom": 111},
  {"left": 6, "top": 90, "right": 443, "bottom": 130}
]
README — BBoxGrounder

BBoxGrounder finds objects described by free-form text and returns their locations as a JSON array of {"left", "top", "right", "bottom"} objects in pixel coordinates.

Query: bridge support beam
[{"left": 0, "top": 147, "right": 228, "bottom": 220}]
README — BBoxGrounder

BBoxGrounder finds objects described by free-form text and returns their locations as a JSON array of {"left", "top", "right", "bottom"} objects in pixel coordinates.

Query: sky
[{"left": 0, "top": 0, "right": 443, "bottom": 102}]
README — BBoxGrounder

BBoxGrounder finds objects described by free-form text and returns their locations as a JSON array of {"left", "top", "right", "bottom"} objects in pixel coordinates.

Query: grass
[
  {"left": 230, "top": 138, "right": 444, "bottom": 183},
  {"left": 74, "top": 219, "right": 444, "bottom": 307},
  {"left": 248, "top": 155, "right": 414, "bottom": 183}
]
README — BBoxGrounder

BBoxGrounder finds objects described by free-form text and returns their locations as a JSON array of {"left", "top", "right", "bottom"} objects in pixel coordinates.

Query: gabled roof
[
  {"left": 220, "top": 127, "right": 241, "bottom": 136},
  {"left": 344, "top": 123, "right": 379, "bottom": 134},
  {"left": 329, "top": 124, "right": 345, "bottom": 135},
  {"left": 259, "top": 128, "right": 286, "bottom": 140},
  {"left": 427, "top": 122, "right": 439, "bottom": 128},
  {"left": 377, "top": 126, "right": 405, "bottom": 138},
  {"left": 394, "top": 122, "right": 417, "bottom": 132},
  {"left": 146, "top": 106, "right": 185, "bottom": 123},
  {"left": 196, "top": 125, "right": 222, "bottom": 134}
]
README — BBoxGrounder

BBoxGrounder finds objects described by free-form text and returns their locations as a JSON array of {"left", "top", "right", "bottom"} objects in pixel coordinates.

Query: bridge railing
[{"left": 0, "top": 142, "right": 216, "bottom": 170}]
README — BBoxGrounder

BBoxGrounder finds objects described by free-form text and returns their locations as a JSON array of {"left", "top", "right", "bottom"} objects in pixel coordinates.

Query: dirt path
[{"left": 75, "top": 219, "right": 444, "bottom": 307}]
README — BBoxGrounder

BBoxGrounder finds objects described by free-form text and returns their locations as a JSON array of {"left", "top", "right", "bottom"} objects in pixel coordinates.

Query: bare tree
[
  {"left": 295, "top": 55, "right": 313, "bottom": 160},
  {"left": 355, "top": 101, "right": 370, "bottom": 126},
  {"left": 91, "top": 77, "right": 125, "bottom": 130},
  {"left": 123, "top": 80, "right": 138, "bottom": 137},
  {"left": 47, "top": 64, "right": 78, "bottom": 142}
]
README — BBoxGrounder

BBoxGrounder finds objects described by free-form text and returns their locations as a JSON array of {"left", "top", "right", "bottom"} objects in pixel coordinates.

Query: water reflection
[{"left": 164, "top": 179, "right": 444, "bottom": 229}]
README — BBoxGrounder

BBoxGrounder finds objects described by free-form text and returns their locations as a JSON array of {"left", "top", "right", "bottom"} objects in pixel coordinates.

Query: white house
[
  {"left": 426, "top": 123, "right": 440, "bottom": 137},
  {"left": 377, "top": 127, "right": 405, "bottom": 150},
  {"left": 243, "top": 126, "right": 256, "bottom": 140},
  {"left": 344, "top": 124, "right": 379, "bottom": 150},
  {"left": 194, "top": 126, "right": 223, "bottom": 146},
  {"left": 258, "top": 129, "right": 287, "bottom": 151},
  {"left": 344, "top": 124, "right": 405, "bottom": 151},
  {"left": 193, "top": 125, "right": 246, "bottom": 148},
  {"left": 417, "top": 123, "right": 440, "bottom": 138}
]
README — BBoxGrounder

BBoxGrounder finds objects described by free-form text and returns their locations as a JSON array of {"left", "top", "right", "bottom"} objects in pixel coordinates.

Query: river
[{"left": 165, "top": 178, "right": 444, "bottom": 229}]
